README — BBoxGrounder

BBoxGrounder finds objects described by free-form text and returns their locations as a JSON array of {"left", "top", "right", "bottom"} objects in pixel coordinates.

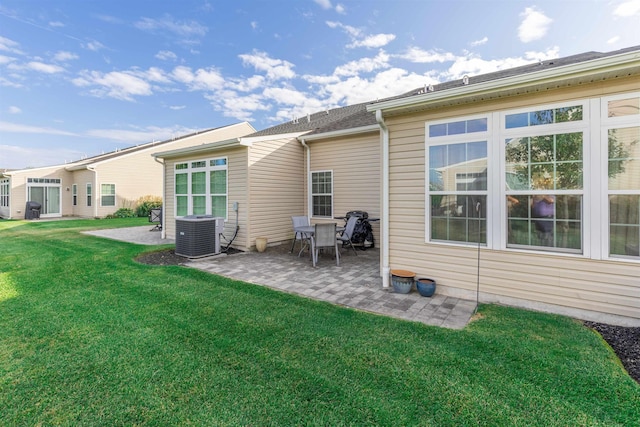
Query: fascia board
[
  {"left": 152, "top": 138, "right": 242, "bottom": 159},
  {"left": 298, "top": 125, "right": 379, "bottom": 142},
  {"left": 367, "top": 50, "right": 640, "bottom": 114},
  {"left": 239, "top": 131, "right": 309, "bottom": 146}
]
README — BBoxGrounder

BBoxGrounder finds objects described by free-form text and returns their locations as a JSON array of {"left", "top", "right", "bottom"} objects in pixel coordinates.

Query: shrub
[
  {"left": 135, "top": 195, "right": 163, "bottom": 218},
  {"left": 113, "top": 208, "right": 136, "bottom": 218}
]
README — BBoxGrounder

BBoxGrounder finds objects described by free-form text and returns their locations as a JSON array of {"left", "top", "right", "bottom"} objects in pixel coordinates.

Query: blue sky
[{"left": 1, "top": 0, "right": 639, "bottom": 170}]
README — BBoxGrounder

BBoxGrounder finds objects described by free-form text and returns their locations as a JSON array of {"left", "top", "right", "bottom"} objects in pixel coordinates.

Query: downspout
[
  {"left": 375, "top": 110, "right": 390, "bottom": 288},
  {"left": 154, "top": 156, "right": 166, "bottom": 239},
  {"left": 87, "top": 166, "right": 98, "bottom": 218},
  {"left": 299, "top": 138, "right": 311, "bottom": 220}
]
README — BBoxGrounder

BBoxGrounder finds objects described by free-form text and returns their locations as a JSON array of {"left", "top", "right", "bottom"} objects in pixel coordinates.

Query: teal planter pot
[
  {"left": 390, "top": 269, "right": 415, "bottom": 294},
  {"left": 416, "top": 278, "right": 436, "bottom": 297}
]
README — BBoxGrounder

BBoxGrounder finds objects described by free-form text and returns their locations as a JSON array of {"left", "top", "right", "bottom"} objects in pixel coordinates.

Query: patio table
[{"left": 294, "top": 225, "right": 345, "bottom": 258}]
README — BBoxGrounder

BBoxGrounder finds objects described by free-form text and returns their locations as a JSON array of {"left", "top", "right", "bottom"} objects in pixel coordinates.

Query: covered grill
[
  {"left": 344, "top": 211, "right": 374, "bottom": 249},
  {"left": 25, "top": 201, "right": 41, "bottom": 220}
]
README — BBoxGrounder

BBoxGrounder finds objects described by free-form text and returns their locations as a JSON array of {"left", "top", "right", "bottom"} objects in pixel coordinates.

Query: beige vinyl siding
[
  {"left": 94, "top": 153, "right": 163, "bottom": 217},
  {"left": 247, "top": 137, "right": 304, "bottom": 248},
  {"left": 308, "top": 132, "right": 381, "bottom": 245},
  {"left": 385, "top": 77, "right": 640, "bottom": 320},
  {"left": 5, "top": 167, "right": 74, "bottom": 219},
  {"left": 71, "top": 169, "right": 97, "bottom": 217}
]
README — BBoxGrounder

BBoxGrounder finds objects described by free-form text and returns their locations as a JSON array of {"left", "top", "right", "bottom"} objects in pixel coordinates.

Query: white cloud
[
  {"left": 613, "top": 0, "right": 640, "bottom": 17},
  {"left": 0, "top": 144, "right": 83, "bottom": 169},
  {"left": 0, "top": 55, "right": 16, "bottom": 64},
  {"left": 85, "top": 125, "right": 199, "bottom": 143},
  {"left": 72, "top": 70, "right": 153, "bottom": 101},
  {"left": 326, "top": 21, "right": 395, "bottom": 49},
  {"left": 49, "top": 21, "right": 65, "bottom": 28},
  {"left": 171, "top": 66, "right": 225, "bottom": 91},
  {"left": 169, "top": 105, "right": 186, "bottom": 110},
  {"left": 53, "top": 51, "right": 78, "bottom": 62},
  {"left": 136, "top": 67, "right": 171, "bottom": 83},
  {"left": 0, "top": 121, "right": 77, "bottom": 136},
  {"left": 335, "top": 4, "right": 346, "bottom": 14},
  {"left": 207, "top": 91, "right": 271, "bottom": 121},
  {"left": 135, "top": 15, "right": 208, "bottom": 38},
  {"left": 0, "top": 36, "right": 24, "bottom": 55},
  {"left": 397, "top": 47, "right": 457, "bottom": 64},
  {"left": 251, "top": 21, "right": 258, "bottom": 30},
  {"left": 518, "top": 7, "right": 552, "bottom": 43},
  {"left": 84, "top": 40, "right": 106, "bottom": 51},
  {"left": 7, "top": 106, "right": 21, "bottom": 114},
  {"left": 608, "top": 36, "right": 621, "bottom": 44},
  {"left": 155, "top": 50, "right": 177, "bottom": 61},
  {"left": 470, "top": 37, "right": 489, "bottom": 47},
  {"left": 314, "top": 0, "right": 332, "bottom": 9},
  {"left": 26, "top": 61, "right": 65, "bottom": 73},
  {"left": 239, "top": 50, "right": 296, "bottom": 80},
  {"left": 332, "top": 50, "right": 390, "bottom": 77}
]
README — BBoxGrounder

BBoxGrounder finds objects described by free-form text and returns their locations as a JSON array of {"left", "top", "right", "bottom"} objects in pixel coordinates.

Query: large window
[
  {"left": 174, "top": 157, "right": 228, "bottom": 218},
  {"left": 101, "top": 184, "right": 115, "bottom": 206},
  {"left": 311, "top": 171, "right": 333, "bottom": 217},
  {"left": 606, "top": 94, "right": 640, "bottom": 259},
  {"left": 426, "top": 117, "right": 488, "bottom": 244},
  {"left": 424, "top": 94, "right": 640, "bottom": 262}
]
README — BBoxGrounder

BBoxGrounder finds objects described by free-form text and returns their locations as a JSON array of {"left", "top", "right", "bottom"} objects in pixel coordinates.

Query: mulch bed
[{"left": 136, "top": 249, "right": 639, "bottom": 384}]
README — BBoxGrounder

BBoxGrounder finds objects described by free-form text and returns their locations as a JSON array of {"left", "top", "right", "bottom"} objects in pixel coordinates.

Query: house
[
  {"left": 153, "top": 103, "right": 381, "bottom": 252},
  {"left": 367, "top": 46, "right": 640, "bottom": 324},
  {"left": 0, "top": 122, "right": 255, "bottom": 219}
]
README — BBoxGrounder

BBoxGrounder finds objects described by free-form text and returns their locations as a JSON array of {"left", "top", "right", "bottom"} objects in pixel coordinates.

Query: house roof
[
  {"left": 368, "top": 45, "right": 640, "bottom": 116},
  {"left": 65, "top": 125, "right": 242, "bottom": 171}
]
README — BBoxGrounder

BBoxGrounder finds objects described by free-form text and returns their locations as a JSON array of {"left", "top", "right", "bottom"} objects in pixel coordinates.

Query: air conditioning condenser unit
[{"left": 175, "top": 215, "right": 224, "bottom": 258}]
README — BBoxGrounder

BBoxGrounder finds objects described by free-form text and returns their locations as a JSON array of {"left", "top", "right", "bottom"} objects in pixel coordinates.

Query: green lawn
[{"left": 1, "top": 218, "right": 638, "bottom": 426}]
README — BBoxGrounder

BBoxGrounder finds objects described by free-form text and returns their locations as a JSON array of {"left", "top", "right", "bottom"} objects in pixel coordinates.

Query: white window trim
[
  {"left": 425, "top": 114, "right": 492, "bottom": 246},
  {"left": 310, "top": 170, "right": 333, "bottom": 218},
  {"left": 422, "top": 96, "right": 640, "bottom": 262},
  {"left": 174, "top": 157, "right": 228, "bottom": 219},
  {"left": 86, "top": 183, "right": 92, "bottom": 207},
  {"left": 600, "top": 91, "right": 640, "bottom": 262},
  {"left": 100, "top": 183, "right": 116, "bottom": 207}
]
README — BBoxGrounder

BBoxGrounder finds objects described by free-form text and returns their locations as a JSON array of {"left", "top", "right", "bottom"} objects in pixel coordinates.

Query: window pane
[
  {"left": 608, "top": 98, "right": 640, "bottom": 118},
  {"left": 176, "top": 173, "right": 188, "bottom": 194},
  {"left": 430, "top": 195, "right": 486, "bottom": 244},
  {"left": 191, "top": 161, "right": 206, "bottom": 168},
  {"left": 210, "top": 158, "right": 227, "bottom": 166},
  {"left": 608, "top": 127, "right": 640, "bottom": 191},
  {"left": 313, "top": 195, "right": 332, "bottom": 217},
  {"left": 447, "top": 121, "right": 466, "bottom": 135},
  {"left": 609, "top": 195, "right": 639, "bottom": 258},
  {"left": 192, "top": 196, "right": 206, "bottom": 215},
  {"left": 467, "top": 118, "right": 487, "bottom": 133},
  {"left": 175, "top": 163, "right": 188, "bottom": 170},
  {"left": 176, "top": 196, "right": 188, "bottom": 216},
  {"left": 192, "top": 171, "right": 206, "bottom": 194},
  {"left": 210, "top": 170, "right": 227, "bottom": 194},
  {"left": 429, "top": 123, "right": 446, "bottom": 137},
  {"left": 507, "top": 195, "right": 582, "bottom": 252},
  {"left": 212, "top": 196, "right": 227, "bottom": 218},
  {"left": 506, "top": 113, "right": 528, "bottom": 129},
  {"left": 530, "top": 109, "right": 553, "bottom": 126},
  {"left": 430, "top": 142, "right": 487, "bottom": 192}
]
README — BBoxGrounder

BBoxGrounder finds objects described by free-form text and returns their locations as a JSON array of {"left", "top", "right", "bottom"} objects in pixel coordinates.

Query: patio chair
[
  {"left": 290, "top": 215, "right": 311, "bottom": 255},
  {"left": 337, "top": 215, "right": 359, "bottom": 256},
  {"left": 311, "top": 223, "right": 340, "bottom": 267}
]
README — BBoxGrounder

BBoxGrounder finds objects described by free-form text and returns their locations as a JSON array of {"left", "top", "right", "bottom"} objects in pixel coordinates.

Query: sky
[{"left": 1, "top": 0, "right": 639, "bottom": 170}]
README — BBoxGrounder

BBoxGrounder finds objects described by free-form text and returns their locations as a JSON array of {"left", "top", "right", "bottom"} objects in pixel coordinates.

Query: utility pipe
[
  {"left": 375, "top": 110, "right": 390, "bottom": 288},
  {"left": 154, "top": 156, "right": 166, "bottom": 239},
  {"left": 299, "top": 138, "right": 311, "bottom": 221}
]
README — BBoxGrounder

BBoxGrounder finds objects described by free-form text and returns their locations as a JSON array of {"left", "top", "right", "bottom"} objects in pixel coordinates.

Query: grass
[{"left": 1, "top": 218, "right": 638, "bottom": 426}]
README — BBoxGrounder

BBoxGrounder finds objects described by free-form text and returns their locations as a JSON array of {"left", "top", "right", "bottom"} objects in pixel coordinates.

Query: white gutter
[
  {"left": 298, "top": 124, "right": 379, "bottom": 141},
  {"left": 87, "top": 165, "right": 98, "bottom": 218},
  {"left": 154, "top": 156, "right": 167, "bottom": 239},
  {"left": 375, "top": 110, "right": 390, "bottom": 288},
  {"left": 367, "top": 49, "right": 640, "bottom": 114},
  {"left": 299, "top": 138, "right": 311, "bottom": 220}
]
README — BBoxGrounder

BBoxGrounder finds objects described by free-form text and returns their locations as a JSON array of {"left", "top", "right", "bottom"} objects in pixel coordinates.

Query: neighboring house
[
  {"left": 153, "top": 103, "right": 382, "bottom": 252},
  {"left": 0, "top": 122, "right": 255, "bottom": 219},
  {"left": 367, "top": 46, "right": 640, "bottom": 324}
]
